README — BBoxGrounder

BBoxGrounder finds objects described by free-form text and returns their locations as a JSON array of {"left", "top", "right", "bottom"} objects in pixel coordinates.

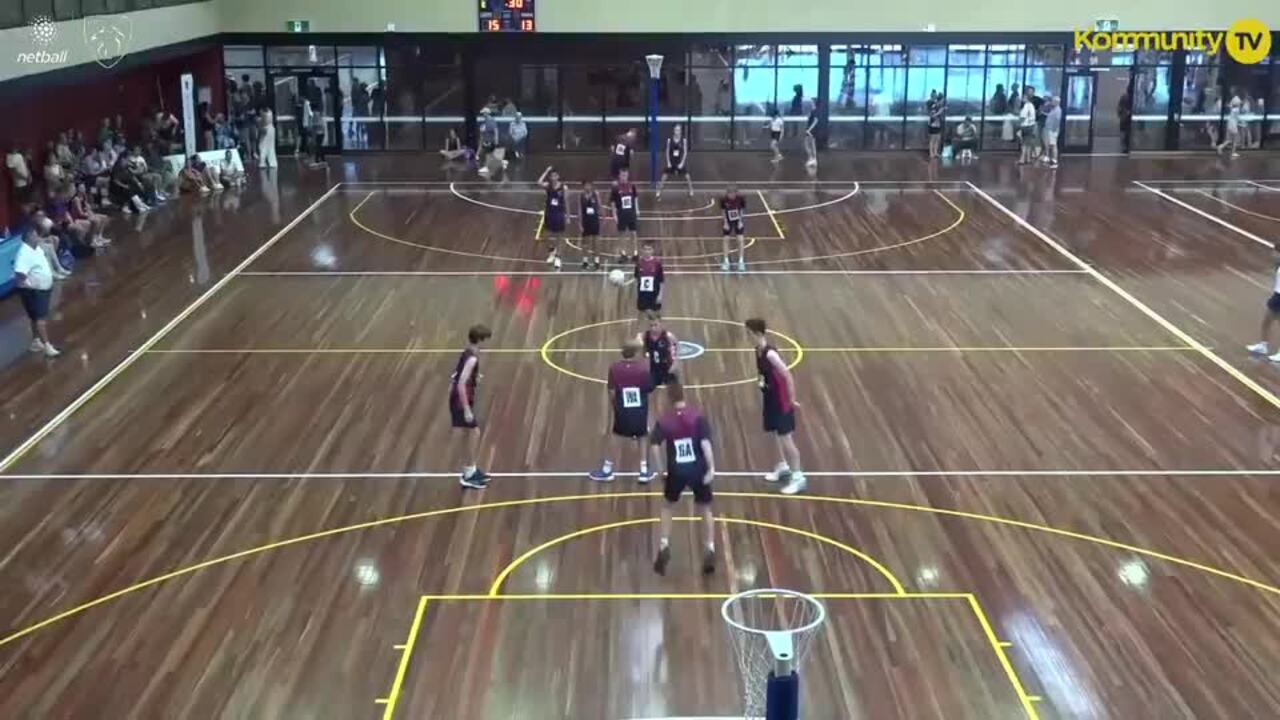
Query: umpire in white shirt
[{"left": 14, "top": 217, "right": 60, "bottom": 358}]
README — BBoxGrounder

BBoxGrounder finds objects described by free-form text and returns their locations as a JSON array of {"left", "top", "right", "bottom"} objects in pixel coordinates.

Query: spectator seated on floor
[
  {"left": 179, "top": 155, "right": 211, "bottom": 194},
  {"left": 46, "top": 189, "right": 95, "bottom": 259},
  {"left": 220, "top": 149, "right": 246, "bottom": 189},
  {"left": 110, "top": 154, "right": 151, "bottom": 214},
  {"left": 126, "top": 147, "right": 168, "bottom": 204},
  {"left": 439, "top": 128, "right": 472, "bottom": 163},
  {"left": 69, "top": 184, "right": 111, "bottom": 247},
  {"left": 952, "top": 116, "right": 979, "bottom": 161}
]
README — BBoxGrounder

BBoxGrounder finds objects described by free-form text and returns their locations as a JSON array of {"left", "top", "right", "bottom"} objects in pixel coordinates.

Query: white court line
[
  {"left": 339, "top": 180, "right": 964, "bottom": 187},
  {"left": 0, "top": 184, "right": 344, "bottom": 473},
  {"left": 2, "top": 469, "right": 1278, "bottom": 480},
  {"left": 1131, "top": 178, "right": 1267, "bottom": 185},
  {"left": 1248, "top": 180, "right": 1279, "bottom": 192},
  {"left": 238, "top": 269, "right": 1089, "bottom": 277},
  {"left": 448, "top": 182, "right": 543, "bottom": 215},
  {"left": 1134, "top": 181, "right": 1273, "bottom": 250},
  {"left": 970, "top": 180, "right": 1280, "bottom": 413}
]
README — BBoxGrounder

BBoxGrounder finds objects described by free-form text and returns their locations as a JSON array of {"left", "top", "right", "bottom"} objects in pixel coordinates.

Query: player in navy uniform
[
  {"left": 451, "top": 324, "right": 493, "bottom": 489},
  {"left": 610, "top": 168, "right": 641, "bottom": 262},
  {"left": 1246, "top": 242, "right": 1280, "bottom": 361},
  {"left": 579, "top": 180, "right": 602, "bottom": 270},
  {"left": 634, "top": 240, "right": 665, "bottom": 316},
  {"left": 589, "top": 340, "right": 657, "bottom": 483},
  {"left": 537, "top": 166, "right": 567, "bottom": 270},
  {"left": 719, "top": 185, "right": 748, "bottom": 274},
  {"left": 638, "top": 312, "right": 679, "bottom": 388},
  {"left": 655, "top": 124, "right": 693, "bottom": 199},
  {"left": 609, "top": 128, "right": 636, "bottom": 178},
  {"left": 649, "top": 379, "right": 717, "bottom": 576},
  {"left": 745, "top": 317, "right": 806, "bottom": 495}
]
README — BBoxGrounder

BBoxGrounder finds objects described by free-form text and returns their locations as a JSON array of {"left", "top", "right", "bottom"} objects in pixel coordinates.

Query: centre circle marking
[
  {"left": 677, "top": 340, "right": 706, "bottom": 361},
  {"left": 539, "top": 317, "right": 803, "bottom": 389}
]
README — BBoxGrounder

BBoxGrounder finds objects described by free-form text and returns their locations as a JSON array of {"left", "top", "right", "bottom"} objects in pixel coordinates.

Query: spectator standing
[
  {"left": 43, "top": 146, "right": 70, "bottom": 199},
  {"left": 14, "top": 219, "right": 61, "bottom": 358},
  {"left": 1117, "top": 91, "right": 1132, "bottom": 153},
  {"left": 258, "top": 108, "right": 277, "bottom": 168},
  {"left": 508, "top": 112, "right": 529, "bottom": 160},
  {"left": 926, "top": 91, "right": 945, "bottom": 159},
  {"left": 1041, "top": 96, "right": 1062, "bottom": 168},
  {"left": 1017, "top": 88, "right": 1038, "bottom": 165},
  {"left": 6, "top": 145, "right": 34, "bottom": 206}
]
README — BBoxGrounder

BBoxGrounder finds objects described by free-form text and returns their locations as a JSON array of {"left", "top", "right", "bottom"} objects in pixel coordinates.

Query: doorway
[{"left": 271, "top": 71, "right": 341, "bottom": 156}]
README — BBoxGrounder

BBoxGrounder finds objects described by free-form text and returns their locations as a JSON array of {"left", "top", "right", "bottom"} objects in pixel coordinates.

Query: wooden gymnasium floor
[{"left": 0, "top": 154, "right": 1279, "bottom": 719}]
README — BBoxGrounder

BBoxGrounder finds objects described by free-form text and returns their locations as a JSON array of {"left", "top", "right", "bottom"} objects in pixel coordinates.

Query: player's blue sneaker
[{"left": 588, "top": 465, "right": 615, "bottom": 483}]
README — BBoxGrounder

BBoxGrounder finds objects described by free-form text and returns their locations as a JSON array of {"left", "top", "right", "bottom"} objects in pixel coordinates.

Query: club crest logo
[{"left": 83, "top": 14, "right": 132, "bottom": 69}]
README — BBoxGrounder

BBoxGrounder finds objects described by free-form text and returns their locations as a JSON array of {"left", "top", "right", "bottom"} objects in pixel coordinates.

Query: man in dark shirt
[
  {"left": 590, "top": 340, "right": 656, "bottom": 483},
  {"left": 649, "top": 379, "right": 717, "bottom": 576}
]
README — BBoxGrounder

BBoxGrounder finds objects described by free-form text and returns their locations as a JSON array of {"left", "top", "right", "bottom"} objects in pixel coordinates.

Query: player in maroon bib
[
  {"left": 589, "top": 340, "right": 656, "bottom": 483},
  {"left": 745, "top": 317, "right": 806, "bottom": 495},
  {"left": 638, "top": 312, "right": 679, "bottom": 387},
  {"left": 452, "top": 324, "right": 493, "bottom": 489},
  {"left": 634, "top": 240, "right": 665, "bottom": 314},
  {"left": 648, "top": 380, "right": 717, "bottom": 576},
  {"left": 609, "top": 168, "right": 640, "bottom": 262},
  {"left": 720, "top": 185, "right": 747, "bottom": 273}
]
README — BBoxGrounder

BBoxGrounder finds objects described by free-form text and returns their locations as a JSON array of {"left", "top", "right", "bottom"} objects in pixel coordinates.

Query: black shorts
[
  {"left": 1267, "top": 293, "right": 1280, "bottom": 313},
  {"left": 665, "top": 164, "right": 685, "bottom": 175},
  {"left": 723, "top": 221, "right": 745, "bottom": 237},
  {"left": 637, "top": 293, "right": 662, "bottom": 312},
  {"left": 928, "top": 125, "right": 942, "bottom": 135},
  {"left": 763, "top": 401, "right": 796, "bottom": 435},
  {"left": 617, "top": 214, "right": 638, "bottom": 233},
  {"left": 450, "top": 401, "right": 479, "bottom": 429},
  {"left": 546, "top": 213, "right": 566, "bottom": 234},
  {"left": 770, "top": 131, "right": 782, "bottom": 141},
  {"left": 18, "top": 288, "right": 50, "bottom": 321},
  {"left": 664, "top": 469, "right": 713, "bottom": 504},
  {"left": 612, "top": 413, "right": 648, "bottom": 439},
  {"left": 582, "top": 224, "right": 600, "bottom": 238},
  {"left": 650, "top": 365, "right": 676, "bottom": 387}
]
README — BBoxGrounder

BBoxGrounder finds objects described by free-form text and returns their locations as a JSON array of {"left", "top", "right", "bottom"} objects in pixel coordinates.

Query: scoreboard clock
[{"left": 478, "top": 0, "right": 535, "bottom": 32}]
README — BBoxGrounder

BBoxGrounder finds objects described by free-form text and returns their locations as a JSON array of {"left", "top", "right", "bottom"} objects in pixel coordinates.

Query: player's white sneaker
[
  {"left": 1247, "top": 342, "right": 1269, "bottom": 355},
  {"left": 552, "top": 256, "right": 563, "bottom": 271},
  {"left": 719, "top": 257, "right": 731, "bottom": 272},
  {"left": 780, "top": 473, "right": 807, "bottom": 495},
  {"left": 736, "top": 258, "right": 747, "bottom": 274},
  {"left": 1269, "top": 352, "right": 1280, "bottom": 364},
  {"left": 763, "top": 463, "right": 791, "bottom": 483},
  {"left": 28, "top": 339, "right": 45, "bottom": 353}
]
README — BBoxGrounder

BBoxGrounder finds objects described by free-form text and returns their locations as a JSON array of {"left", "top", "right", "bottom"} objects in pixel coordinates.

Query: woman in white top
[
  {"left": 1217, "top": 94, "right": 1242, "bottom": 157},
  {"left": 1017, "top": 92, "right": 1037, "bottom": 165},
  {"left": 766, "top": 111, "right": 784, "bottom": 162},
  {"left": 257, "top": 108, "right": 277, "bottom": 168}
]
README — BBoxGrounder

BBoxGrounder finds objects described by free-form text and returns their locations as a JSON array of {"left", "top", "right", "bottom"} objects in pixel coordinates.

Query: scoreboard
[{"left": 478, "top": 0, "right": 535, "bottom": 33}]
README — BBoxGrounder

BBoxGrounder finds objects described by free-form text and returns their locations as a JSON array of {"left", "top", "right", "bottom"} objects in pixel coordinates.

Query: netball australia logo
[
  {"left": 84, "top": 14, "right": 133, "bottom": 69},
  {"left": 16, "top": 15, "right": 69, "bottom": 65}
]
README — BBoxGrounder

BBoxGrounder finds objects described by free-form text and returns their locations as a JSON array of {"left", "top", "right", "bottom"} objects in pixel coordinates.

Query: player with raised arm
[
  {"left": 649, "top": 379, "right": 717, "bottom": 576},
  {"left": 537, "top": 166, "right": 567, "bottom": 270},
  {"left": 590, "top": 340, "right": 657, "bottom": 483},
  {"left": 451, "top": 324, "right": 494, "bottom": 489},
  {"left": 745, "top": 317, "right": 807, "bottom": 495},
  {"left": 655, "top": 123, "right": 693, "bottom": 199}
]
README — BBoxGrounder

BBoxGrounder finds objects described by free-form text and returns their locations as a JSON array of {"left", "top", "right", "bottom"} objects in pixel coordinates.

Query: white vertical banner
[{"left": 181, "top": 72, "right": 196, "bottom": 159}]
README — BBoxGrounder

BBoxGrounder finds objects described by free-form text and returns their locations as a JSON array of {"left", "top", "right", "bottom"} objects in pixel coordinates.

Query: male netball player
[
  {"left": 610, "top": 128, "right": 637, "bottom": 177},
  {"left": 579, "top": 180, "right": 603, "bottom": 270},
  {"left": 649, "top": 379, "right": 717, "bottom": 576},
  {"left": 635, "top": 240, "right": 665, "bottom": 317},
  {"left": 638, "top": 312, "right": 680, "bottom": 388},
  {"left": 537, "top": 166, "right": 567, "bottom": 270},
  {"left": 745, "top": 317, "right": 806, "bottom": 495},
  {"left": 610, "top": 168, "right": 641, "bottom": 262},
  {"left": 452, "top": 324, "right": 493, "bottom": 489},
  {"left": 590, "top": 340, "right": 657, "bottom": 483},
  {"left": 1246, "top": 243, "right": 1280, "bottom": 362},
  {"left": 655, "top": 124, "right": 693, "bottom": 199},
  {"left": 720, "top": 185, "right": 747, "bottom": 273}
]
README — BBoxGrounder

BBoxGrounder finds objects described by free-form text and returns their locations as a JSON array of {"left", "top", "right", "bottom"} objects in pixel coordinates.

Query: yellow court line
[
  {"left": 3, "top": 491, "right": 1278, "bottom": 651},
  {"left": 378, "top": 596, "right": 429, "bottom": 720},
  {"left": 965, "top": 594, "right": 1042, "bottom": 720},
  {"left": 539, "top": 316, "right": 805, "bottom": 390},
  {"left": 486, "top": 516, "right": 906, "bottom": 596},
  {"left": 534, "top": 211, "right": 545, "bottom": 241},
  {"left": 424, "top": 592, "right": 967, "bottom": 601},
  {"left": 758, "top": 189, "right": 786, "bottom": 240},
  {"left": 1193, "top": 190, "right": 1280, "bottom": 223}
]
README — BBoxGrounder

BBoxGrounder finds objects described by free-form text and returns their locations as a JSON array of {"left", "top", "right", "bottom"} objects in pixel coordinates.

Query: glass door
[
  {"left": 1062, "top": 72, "right": 1096, "bottom": 152},
  {"left": 272, "top": 71, "right": 341, "bottom": 155}
]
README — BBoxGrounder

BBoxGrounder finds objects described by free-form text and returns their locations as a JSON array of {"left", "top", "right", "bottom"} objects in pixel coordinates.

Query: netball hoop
[{"left": 721, "top": 589, "right": 826, "bottom": 720}]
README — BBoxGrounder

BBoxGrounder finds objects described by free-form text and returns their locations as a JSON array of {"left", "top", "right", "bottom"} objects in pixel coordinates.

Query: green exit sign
[{"left": 286, "top": 19, "right": 310, "bottom": 32}]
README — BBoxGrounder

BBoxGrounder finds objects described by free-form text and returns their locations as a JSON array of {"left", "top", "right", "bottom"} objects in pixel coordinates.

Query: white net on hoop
[
  {"left": 645, "top": 54, "right": 664, "bottom": 79},
  {"left": 721, "top": 589, "right": 826, "bottom": 719}
]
